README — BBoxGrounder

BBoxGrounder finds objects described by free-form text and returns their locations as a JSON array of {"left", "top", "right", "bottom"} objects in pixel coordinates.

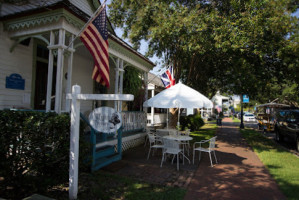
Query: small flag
[
  {"left": 80, "top": 4, "right": 110, "bottom": 87},
  {"left": 160, "top": 66, "right": 175, "bottom": 88}
]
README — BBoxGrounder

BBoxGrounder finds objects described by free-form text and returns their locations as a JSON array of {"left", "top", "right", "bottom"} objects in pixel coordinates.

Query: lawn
[
  {"left": 241, "top": 129, "right": 299, "bottom": 200},
  {"left": 230, "top": 117, "right": 240, "bottom": 122},
  {"left": 44, "top": 171, "right": 186, "bottom": 200}
]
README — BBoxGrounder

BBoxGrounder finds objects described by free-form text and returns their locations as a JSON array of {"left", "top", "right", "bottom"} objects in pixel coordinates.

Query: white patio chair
[
  {"left": 144, "top": 128, "right": 155, "bottom": 147},
  {"left": 147, "top": 133, "right": 164, "bottom": 159},
  {"left": 180, "top": 129, "right": 191, "bottom": 155},
  {"left": 193, "top": 136, "right": 218, "bottom": 167},
  {"left": 160, "top": 138, "right": 184, "bottom": 171}
]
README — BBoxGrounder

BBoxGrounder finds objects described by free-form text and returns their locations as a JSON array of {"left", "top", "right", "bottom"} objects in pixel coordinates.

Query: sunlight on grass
[
  {"left": 241, "top": 129, "right": 299, "bottom": 200},
  {"left": 230, "top": 117, "right": 240, "bottom": 122},
  {"left": 74, "top": 171, "right": 186, "bottom": 200},
  {"left": 190, "top": 123, "right": 217, "bottom": 146}
]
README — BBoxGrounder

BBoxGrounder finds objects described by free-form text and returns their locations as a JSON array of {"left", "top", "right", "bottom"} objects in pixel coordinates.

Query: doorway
[{"left": 33, "top": 44, "right": 56, "bottom": 110}]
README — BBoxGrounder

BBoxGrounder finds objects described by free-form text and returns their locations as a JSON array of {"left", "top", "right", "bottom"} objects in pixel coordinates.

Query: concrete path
[{"left": 184, "top": 118, "right": 286, "bottom": 200}]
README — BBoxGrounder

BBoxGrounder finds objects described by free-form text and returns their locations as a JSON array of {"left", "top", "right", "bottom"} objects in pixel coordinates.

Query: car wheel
[{"left": 296, "top": 137, "right": 299, "bottom": 152}]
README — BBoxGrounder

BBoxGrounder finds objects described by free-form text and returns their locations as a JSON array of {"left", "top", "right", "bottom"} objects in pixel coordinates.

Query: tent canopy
[{"left": 143, "top": 82, "right": 213, "bottom": 109}]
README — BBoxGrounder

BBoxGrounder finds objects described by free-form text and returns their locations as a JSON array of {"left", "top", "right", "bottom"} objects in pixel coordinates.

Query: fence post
[{"left": 69, "top": 85, "right": 81, "bottom": 200}]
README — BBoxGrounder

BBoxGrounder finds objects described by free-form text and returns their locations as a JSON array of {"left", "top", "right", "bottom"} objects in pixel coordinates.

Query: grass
[
  {"left": 230, "top": 117, "right": 240, "bottom": 122},
  {"left": 44, "top": 171, "right": 186, "bottom": 200},
  {"left": 241, "top": 129, "right": 299, "bottom": 200},
  {"left": 190, "top": 123, "right": 217, "bottom": 147}
]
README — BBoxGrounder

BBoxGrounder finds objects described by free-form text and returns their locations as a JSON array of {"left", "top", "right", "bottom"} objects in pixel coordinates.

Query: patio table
[{"left": 163, "top": 135, "right": 193, "bottom": 164}]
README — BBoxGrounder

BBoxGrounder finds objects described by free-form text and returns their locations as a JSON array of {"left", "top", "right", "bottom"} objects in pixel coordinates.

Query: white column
[
  {"left": 151, "top": 89, "right": 154, "bottom": 125},
  {"left": 55, "top": 29, "right": 65, "bottom": 113},
  {"left": 66, "top": 34, "right": 75, "bottom": 112},
  {"left": 46, "top": 31, "right": 55, "bottom": 112},
  {"left": 144, "top": 71, "right": 148, "bottom": 103},
  {"left": 114, "top": 58, "right": 119, "bottom": 111},
  {"left": 69, "top": 85, "right": 81, "bottom": 200},
  {"left": 118, "top": 59, "right": 124, "bottom": 111}
]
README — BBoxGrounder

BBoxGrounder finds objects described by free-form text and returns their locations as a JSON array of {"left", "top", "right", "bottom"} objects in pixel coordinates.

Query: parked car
[
  {"left": 243, "top": 113, "right": 256, "bottom": 122},
  {"left": 275, "top": 109, "right": 299, "bottom": 152}
]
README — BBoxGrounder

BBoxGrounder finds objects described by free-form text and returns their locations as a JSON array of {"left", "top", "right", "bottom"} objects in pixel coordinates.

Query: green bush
[
  {"left": 180, "top": 114, "right": 204, "bottom": 131},
  {"left": 0, "top": 110, "right": 90, "bottom": 199}
]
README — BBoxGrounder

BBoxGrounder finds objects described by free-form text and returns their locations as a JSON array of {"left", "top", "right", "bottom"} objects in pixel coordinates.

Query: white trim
[
  {"left": 95, "top": 132, "right": 146, "bottom": 149},
  {"left": 66, "top": 93, "right": 134, "bottom": 101},
  {"left": 109, "top": 45, "right": 150, "bottom": 72}
]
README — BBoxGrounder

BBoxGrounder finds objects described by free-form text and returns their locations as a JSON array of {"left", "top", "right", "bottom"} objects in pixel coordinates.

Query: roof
[
  {"left": 109, "top": 33, "right": 155, "bottom": 67},
  {"left": 1, "top": 0, "right": 64, "bottom": 17},
  {"left": 0, "top": 0, "right": 155, "bottom": 67}
]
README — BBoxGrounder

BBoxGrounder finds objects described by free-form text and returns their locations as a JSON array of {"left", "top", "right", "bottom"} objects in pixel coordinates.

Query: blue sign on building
[
  {"left": 6, "top": 73, "right": 25, "bottom": 90},
  {"left": 243, "top": 94, "right": 249, "bottom": 103}
]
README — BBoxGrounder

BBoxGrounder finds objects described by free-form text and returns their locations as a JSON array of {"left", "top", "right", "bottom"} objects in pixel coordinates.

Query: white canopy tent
[{"left": 143, "top": 82, "right": 213, "bottom": 128}]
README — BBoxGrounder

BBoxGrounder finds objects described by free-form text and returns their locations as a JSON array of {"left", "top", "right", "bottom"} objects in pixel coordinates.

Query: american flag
[
  {"left": 80, "top": 4, "right": 110, "bottom": 88},
  {"left": 160, "top": 66, "right": 175, "bottom": 88}
]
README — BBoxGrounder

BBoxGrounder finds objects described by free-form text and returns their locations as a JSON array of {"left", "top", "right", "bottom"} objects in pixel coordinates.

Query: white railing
[
  {"left": 121, "top": 111, "right": 146, "bottom": 132},
  {"left": 146, "top": 113, "right": 167, "bottom": 125}
]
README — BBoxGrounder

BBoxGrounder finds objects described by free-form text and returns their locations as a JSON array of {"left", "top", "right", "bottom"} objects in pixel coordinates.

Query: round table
[{"left": 163, "top": 135, "right": 193, "bottom": 142}]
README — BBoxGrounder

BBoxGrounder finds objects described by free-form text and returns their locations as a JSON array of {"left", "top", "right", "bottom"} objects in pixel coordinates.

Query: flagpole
[
  {"left": 146, "top": 66, "right": 171, "bottom": 84},
  {"left": 65, "top": 0, "right": 108, "bottom": 51}
]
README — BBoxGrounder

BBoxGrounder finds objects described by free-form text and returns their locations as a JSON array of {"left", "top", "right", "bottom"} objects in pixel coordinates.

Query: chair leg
[
  {"left": 193, "top": 150, "right": 195, "bottom": 164},
  {"left": 171, "top": 155, "right": 175, "bottom": 164},
  {"left": 213, "top": 150, "right": 218, "bottom": 163},
  {"left": 160, "top": 152, "right": 165, "bottom": 167},
  {"left": 177, "top": 154, "right": 179, "bottom": 171},
  {"left": 147, "top": 148, "right": 151, "bottom": 160},
  {"left": 198, "top": 151, "right": 202, "bottom": 162},
  {"left": 144, "top": 136, "right": 148, "bottom": 147},
  {"left": 209, "top": 152, "right": 213, "bottom": 167}
]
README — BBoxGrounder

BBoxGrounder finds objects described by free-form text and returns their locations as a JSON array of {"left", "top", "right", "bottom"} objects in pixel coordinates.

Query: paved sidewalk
[{"left": 184, "top": 118, "right": 286, "bottom": 200}]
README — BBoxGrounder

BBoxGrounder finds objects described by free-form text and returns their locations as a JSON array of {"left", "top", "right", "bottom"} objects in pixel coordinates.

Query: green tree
[
  {"left": 123, "top": 66, "right": 145, "bottom": 111},
  {"left": 109, "top": 0, "right": 298, "bottom": 103}
]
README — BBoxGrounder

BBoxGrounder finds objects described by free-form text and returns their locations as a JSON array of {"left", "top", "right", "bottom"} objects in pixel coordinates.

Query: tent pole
[
  {"left": 167, "top": 109, "right": 169, "bottom": 129},
  {"left": 177, "top": 108, "right": 180, "bottom": 130}
]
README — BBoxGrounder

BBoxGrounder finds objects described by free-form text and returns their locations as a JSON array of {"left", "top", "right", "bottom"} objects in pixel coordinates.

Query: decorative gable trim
[{"left": 3, "top": 9, "right": 84, "bottom": 31}]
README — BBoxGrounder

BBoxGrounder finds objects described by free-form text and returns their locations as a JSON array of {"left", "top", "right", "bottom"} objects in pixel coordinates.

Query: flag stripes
[{"left": 80, "top": 5, "right": 110, "bottom": 87}]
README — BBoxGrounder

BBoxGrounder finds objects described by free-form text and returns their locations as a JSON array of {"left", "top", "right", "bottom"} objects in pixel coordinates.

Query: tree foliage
[
  {"left": 123, "top": 66, "right": 145, "bottom": 110},
  {"left": 109, "top": 0, "right": 298, "bottom": 103}
]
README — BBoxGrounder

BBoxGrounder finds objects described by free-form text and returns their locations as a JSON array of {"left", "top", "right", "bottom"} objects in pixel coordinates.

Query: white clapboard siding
[
  {"left": 71, "top": 52, "right": 94, "bottom": 113},
  {"left": 70, "top": 0, "right": 94, "bottom": 17},
  {"left": 0, "top": 25, "right": 33, "bottom": 109}
]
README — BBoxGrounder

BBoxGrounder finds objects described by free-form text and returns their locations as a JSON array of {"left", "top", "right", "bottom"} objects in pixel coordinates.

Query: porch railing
[{"left": 121, "top": 111, "right": 146, "bottom": 133}]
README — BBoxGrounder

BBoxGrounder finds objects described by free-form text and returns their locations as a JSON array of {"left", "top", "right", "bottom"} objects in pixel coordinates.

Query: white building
[
  {"left": 0, "top": 0, "right": 155, "bottom": 170},
  {"left": 146, "top": 72, "right": 167, "bottom": 127},
  {"left": 211, "top": 91, "right": 230, "bottom": 112}
]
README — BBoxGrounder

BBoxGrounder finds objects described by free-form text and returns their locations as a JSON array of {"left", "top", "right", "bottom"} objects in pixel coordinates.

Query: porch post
[
  {"left": 144, "top": 72, "right": 148, "bottom": 103},
  {"left": 151, "top": 89, "right": 154, "bottom": 126},
  {"left": 54, "top": 29, "right": 65, "bottom": 113},
  {"left": 46, "top": 31, "right": 55, "bottom": 112},
  {"left": 118, "top": 59, "right": 124, "bottom": 111},
  {"left": 114, "top": 58, "right": 119, "bottom": 111},
  {"left": 66, "top": 34, "right": 75, "bottom": 112}
]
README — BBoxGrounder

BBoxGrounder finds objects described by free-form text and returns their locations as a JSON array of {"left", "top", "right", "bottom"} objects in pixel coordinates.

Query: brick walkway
[
  {"left": 102, "top": 118, "right": 286, "bottom": 199},
  {"left": 102, "top": 143, "right": 197, "bottom": 188},
  {"left": 184, "top": 118, "right": 286, "bottom": 200}
]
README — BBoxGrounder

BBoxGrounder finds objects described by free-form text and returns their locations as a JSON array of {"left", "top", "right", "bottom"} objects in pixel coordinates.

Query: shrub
[
  {"left": 180, "top": 114, "right": 204, "bottom": 131},
  {"left": 0, "top": 110, "right": 90, "bottom": 199}
]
